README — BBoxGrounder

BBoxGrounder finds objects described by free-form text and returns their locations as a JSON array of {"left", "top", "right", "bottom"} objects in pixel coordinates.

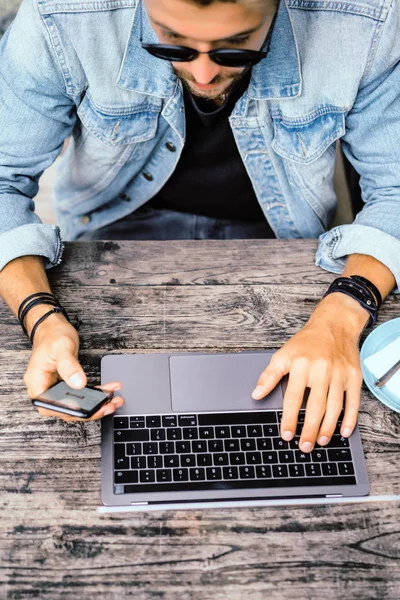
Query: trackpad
[{"left": 169, "top": 352, "right": 284, "bottom": 412}]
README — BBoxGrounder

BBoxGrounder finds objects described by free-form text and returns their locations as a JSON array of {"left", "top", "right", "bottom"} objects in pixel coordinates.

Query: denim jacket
[{"left": 1, "top": 0, "right": 400, "bottom": 289}]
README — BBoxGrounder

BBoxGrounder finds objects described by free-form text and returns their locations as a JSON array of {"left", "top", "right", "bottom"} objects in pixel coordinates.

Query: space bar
[{"left": 123, "top": 476, "right": 356, "bottom": 494}]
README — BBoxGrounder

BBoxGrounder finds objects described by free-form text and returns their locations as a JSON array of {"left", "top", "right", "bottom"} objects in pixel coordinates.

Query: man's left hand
[{"left": 251, "top": 293, "right": 369, "bottom": 453}]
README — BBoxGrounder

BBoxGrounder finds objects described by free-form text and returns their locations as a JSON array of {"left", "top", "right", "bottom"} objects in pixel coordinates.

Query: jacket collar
[{"left": 117, "top": 0, "right": 301, "bottom": 101}]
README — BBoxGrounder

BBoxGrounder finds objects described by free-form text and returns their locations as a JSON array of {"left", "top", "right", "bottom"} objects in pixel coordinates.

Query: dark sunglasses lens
[
  {"left": 211, "top": 49, "right": 267, "bottom": 67},
  {"left": 142, "top": 44, "right": 197, "bottom": 62}
]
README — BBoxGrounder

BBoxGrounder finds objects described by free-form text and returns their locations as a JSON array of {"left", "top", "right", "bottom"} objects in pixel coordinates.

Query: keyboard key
[
  {"left": 213, "top": 453, "right": 229, "bottom": 466},
  {"left": 322, "top": 463, "right": 338, "bottom": 476},
  {"left": 257, "top": 438, "right": 273, "bottom": 451},
  {"left": 197, "top": 454, "right": 213, "bottom": 466},
  {"left": 190, "top": 468, "right": 206, "bottom": 481},
  {"left": 150, "top": 429, "right": 166, "bottom": 441},
  {"left": 311, "top": 449, "right": 327, "bottom": 462},
  {"left": 256, "top": 465, "right": 272, "bottom": 478},
  {"left": 167, "top": 428, "right": 182, "bottom": 441},
  {"left": 115, "top": 456, "right": 129, "bottom": 469},
  {"left": 140, "top": 470, "right": 155, "bottom": 483},
  {"left": 163, "top": 416, "right": 177, "bottom": 427},
  {"left": 115, "top": 470, "right": 138, "bottom": 484},
  {"left": 164, "top": 455, "right": 180, "bottom": 468},
  {"left": 146, "top": 415, "right": 161, "bottom": 428},
  {"left": 224, "top": 439, "right": 240, "bottom": 452},
  {"left": 279, "top": 450, "right": 295, "bottom": 464},
  {"left": 131, "top": 456, "right": 146, "bottom": 469},
  {"left": 156, "top": 469, "right": 172, "bottom": 482},
  {"left": 143, "top": 442, "right": 158, "bottom": 455},
  {"left": 183, "top": 427, "right": 198, "bottom": 440},
  {"left": 192, "top": 441, "right": 208, "bottom": 453},
  {"left": 199, "top": 412, "right": 276, "bottom": 426},
  {"left": 263, "top": 424, "right": 279, "bottom": 437},
  {"left": 178, "top": 415, "right": 198, "bottom": 427},
  {"left": 328, "top": 449, "right": 352, "bottom": 462},
  {"left": 262, "top": 451, "right": 279, "bottom": 464},
  {"left": 114, "top": 429, "right": 149, "bottom": 442},
  {"left": 130, "top": 416, "right": 145, "bottom": 428},
  {"left": 159, "top": 442, "right": 174, "bottom": 454},
  {"left": 239, "top": 466, "right": 255, "bottom": 479},
  {"left": 215, "top": 427, "right": 231, "bottom": 438},
  {"left": 272, "top": 464, "right": 288, "bottom": 478},
  {"left": 114, "top": 416, "right": 129, "bottom": 429},
  {"left": 246, "top": 452, "right": 262, "bottom": 464},
  {"left": 240, "top": 439, "right": 256, "bottom": 451},
  {"left": 223, "top": 466, "right": 239, "bottom": 480},
  {"left": 289, "top": 438, "right": 300, "bottom": 450},
  {"left": 231, "top": 426, "right": 247, "bottom": 438},
  {"left": 289, "top": 464, "right": 305, "bottom": 477},
  {"left": 114, "top": 443, "right": 126, "bottom": 460},
  {"left": 295, "top": 451, "right": 311, "bottom": 463},
  {"left": 208, "top": 440, "right": 223, "bottom": 452},
  {"left": 181, "top": 454, "right": 196, "bottom": 467},
  {"left": 147, "top": 456, "right": 162, "bottom": 469},
  {"left": 305, "top": 463, "right": 322, "bottom": 477},
  {"left": 199, "top": 427, "right": 214, "bottom": 439},
  {"left": 273, "top": 438, "right": 289, "bottom": 450},
  {"left": 247, "top": 425, "right": 262, "bottom": 437},
  {"left": 330, "top": 435, "right": 349, "bottom": 448},
  {"left": 230, "top": 452, "right": 246, "bottom": 465},
  {"left": 176, "top": 441, "right": 191, "bottom": 453},
  {"left": 173, "top": 468, "right": 189, "bottom": 482},
  {"left": 206, "top": 467, "right": 222, "bottom": 480},
  {"left": 338, "top": 462, "right": 355, "bottom": 475}
]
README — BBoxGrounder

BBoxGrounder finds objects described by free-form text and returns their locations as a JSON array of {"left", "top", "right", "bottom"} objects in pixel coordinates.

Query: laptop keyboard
[{"left": 113, "top": 410, "right": 357, "bottom": 494}]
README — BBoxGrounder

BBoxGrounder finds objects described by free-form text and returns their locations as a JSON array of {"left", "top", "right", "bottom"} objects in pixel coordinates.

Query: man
[{"left": 0, "top": 0, "right": 399, "bottom": 454}]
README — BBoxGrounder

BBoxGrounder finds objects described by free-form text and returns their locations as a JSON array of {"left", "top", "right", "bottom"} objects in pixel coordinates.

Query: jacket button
[
  {"left": 81, "top": 215, "right": 91, "bottom": 225},
  {"left": 165, "top": 142, "right": 176, "bottom": 152},
  {"left": 143, "top": 172, "right": 154, "bottom": 181}
]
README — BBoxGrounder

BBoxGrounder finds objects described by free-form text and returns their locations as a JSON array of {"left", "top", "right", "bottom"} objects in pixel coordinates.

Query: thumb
[
  {"left": 52, "top": 341, "right": 87, "bottom": 389},
  {"left": 252, "top": 353, "right": 287, "bottom": 399}
]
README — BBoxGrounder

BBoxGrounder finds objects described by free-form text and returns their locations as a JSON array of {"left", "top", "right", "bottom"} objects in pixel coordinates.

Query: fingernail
[
  {"left": 69, "top": 372, "right": 85, "bottom": 387},
  {"left": 318, "top": 436, "right": 329, "bottom": 446},
  {"left": 103, "top": 408, "right": 115, "bottom": 416},
  {"left": 300, "top": 441, "right": 313, "bottom": 453},
  {"left": 252, "top": 385, "right": 264, "bottom": 398},
  {"left": 282, "top": 430, "right": 293, "bottom": 441},
  {"left": 342, "top": 427, "right": 352, "bottom": 437}
]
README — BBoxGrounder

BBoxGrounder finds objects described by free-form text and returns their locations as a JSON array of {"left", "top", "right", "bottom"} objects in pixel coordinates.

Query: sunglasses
[{"left": 140, "top": 9, "right": 276, "bottom": 68}]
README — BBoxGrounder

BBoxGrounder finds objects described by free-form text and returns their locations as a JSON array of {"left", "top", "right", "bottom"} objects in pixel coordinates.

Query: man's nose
[{"left": 189, "top": 52, "right": 221, "bottom": 85}]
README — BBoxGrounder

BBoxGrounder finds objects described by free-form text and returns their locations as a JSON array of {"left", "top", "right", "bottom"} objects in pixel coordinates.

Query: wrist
[
  {"left": 310, "top": 292, "right": 370, "bottom": 334},
  {"left": 26, "top": 306, "right": 71, "bottom": 341}
]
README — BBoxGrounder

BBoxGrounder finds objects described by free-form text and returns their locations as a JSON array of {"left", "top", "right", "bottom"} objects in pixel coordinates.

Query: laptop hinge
[{"left": 325, "top": 494, "right": 343, "bottom": 498}]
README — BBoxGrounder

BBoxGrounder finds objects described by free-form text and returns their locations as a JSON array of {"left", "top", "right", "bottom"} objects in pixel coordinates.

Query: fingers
[
  {"left": 298, "top": 377, "right": 330, "bottom": 453},
  {"left": 341, "top": 368, "right": 362, "bottom": 438},
  {"left": 280, "top": 361, "right": 308, "bottom": 442},
  {"left": 51, "top": 339, "right": 87, "bottom": 389},
  {"left": 252, "top": 352, "right": 288, "bottom": 400}
]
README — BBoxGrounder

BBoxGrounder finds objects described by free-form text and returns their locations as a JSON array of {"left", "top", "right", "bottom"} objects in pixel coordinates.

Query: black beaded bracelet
[
  {"left": 18, "top": 292, "right": 71, "bottom": 342},
  {"left": 323, "top": 276, "right": 379, "bottom": 327}
]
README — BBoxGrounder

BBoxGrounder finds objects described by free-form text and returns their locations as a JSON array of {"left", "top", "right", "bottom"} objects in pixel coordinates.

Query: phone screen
[{"left": 35, "top": 381, "right": 109, "bottom": 412}]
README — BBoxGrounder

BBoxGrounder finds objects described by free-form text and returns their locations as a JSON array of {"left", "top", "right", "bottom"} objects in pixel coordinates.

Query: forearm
[
  {"left": 0, "top": 256, "right": 67, "bottom": 336},
  {"left": 311, "top": 253, "right": 396, "bottom": 335}
]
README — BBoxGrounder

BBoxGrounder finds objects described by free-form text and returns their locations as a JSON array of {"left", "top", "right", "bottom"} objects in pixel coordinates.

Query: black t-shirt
[{"left": 149, "top": 71, "right": 275, "bottom": 234}]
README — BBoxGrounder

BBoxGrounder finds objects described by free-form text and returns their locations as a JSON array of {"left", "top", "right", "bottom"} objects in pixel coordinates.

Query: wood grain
[{"left": 1, "top": 240, "right": 400, "bottom": 599}]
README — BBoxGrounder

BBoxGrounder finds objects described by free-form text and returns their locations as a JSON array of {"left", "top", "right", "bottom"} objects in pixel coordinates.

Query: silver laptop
[{"left": 101, "top": 351, "right": 369, "bottom": 509}]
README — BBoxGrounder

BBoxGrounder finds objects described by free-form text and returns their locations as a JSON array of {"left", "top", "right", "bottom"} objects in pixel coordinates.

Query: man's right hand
[{"left": 24, "top": 318, "right": 124, "bottom": 421}]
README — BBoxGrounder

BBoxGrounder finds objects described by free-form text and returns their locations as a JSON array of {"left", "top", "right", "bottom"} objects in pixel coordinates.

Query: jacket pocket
[
  {"left": 271, "top": 108, "right": 346, "bottom": 164},
  {"left": 77, "top": 93, "right": 160, "bottom": 147}
]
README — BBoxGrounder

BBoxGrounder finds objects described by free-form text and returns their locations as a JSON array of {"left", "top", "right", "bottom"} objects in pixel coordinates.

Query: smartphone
[{"left": 31, "top": 381, "right": 115, "bottom": 418}]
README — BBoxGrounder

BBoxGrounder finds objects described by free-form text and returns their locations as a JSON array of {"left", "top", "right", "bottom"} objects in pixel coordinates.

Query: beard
[{"left": 173, "top": 66, "right": 250, "bottom": 106}]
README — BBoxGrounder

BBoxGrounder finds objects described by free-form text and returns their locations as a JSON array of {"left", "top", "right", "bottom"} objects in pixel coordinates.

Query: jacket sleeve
[
  {"left": 316, "top": 0, "right": 400, "bottom": 292},
  {"left": 0, "top": 0, "right": 77, "bottom": 271}
]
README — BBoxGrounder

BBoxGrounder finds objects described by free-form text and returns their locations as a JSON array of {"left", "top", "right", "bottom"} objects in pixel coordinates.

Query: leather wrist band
[
  {"left": 29, "top": 307, "right": 63, "bottom": 344},
  {"left": 18, "top": 292, "right": 71, "bottom": 340},
  {"left": 349, "top": 275, "right": 383, "bottom": 308},
  {"left": 323, "top": 276, "right": 379, "bottom": 328}
]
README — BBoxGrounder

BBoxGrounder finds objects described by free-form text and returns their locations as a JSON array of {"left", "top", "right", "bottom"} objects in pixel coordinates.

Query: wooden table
[{"left": 1, "top": 239, "right": 400, "bottom": 599}]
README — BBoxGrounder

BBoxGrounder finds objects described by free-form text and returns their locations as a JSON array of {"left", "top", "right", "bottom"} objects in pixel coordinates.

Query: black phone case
[{"left": 32, "top": 385, "right": 114, "bottom": 418}]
